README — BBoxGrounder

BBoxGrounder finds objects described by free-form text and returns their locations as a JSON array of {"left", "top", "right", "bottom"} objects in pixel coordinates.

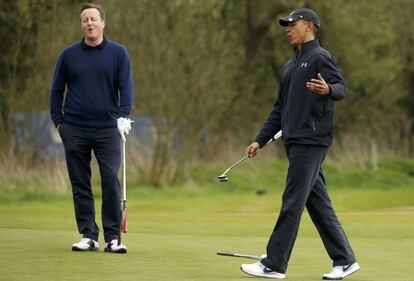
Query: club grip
[
  {"left": 122, "top": 210, "right": 128, "bottom": 233},
  {"left": 216, "top": 252, "right": 235, "bottom": 257}
]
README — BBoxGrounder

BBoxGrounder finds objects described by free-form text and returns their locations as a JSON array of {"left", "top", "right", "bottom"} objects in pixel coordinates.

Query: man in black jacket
[{"left": 240, "top": 8, "right": 359, "bottom": 280}]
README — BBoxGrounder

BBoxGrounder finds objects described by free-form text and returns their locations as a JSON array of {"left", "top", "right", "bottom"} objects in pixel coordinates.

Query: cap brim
[{"left": 279, "top": 16, "right": 296, "bottom": 26}]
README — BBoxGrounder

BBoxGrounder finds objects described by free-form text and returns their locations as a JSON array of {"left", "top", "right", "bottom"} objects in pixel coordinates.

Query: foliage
[
  {"left": 0, "top": 0, "right": 413, "bottom": 186},
  {"left": 0, "top": 0, "right": 42, "bottom": 145},
  {"left": 104, "top": 0, "right": 244, "bottom": 185}
]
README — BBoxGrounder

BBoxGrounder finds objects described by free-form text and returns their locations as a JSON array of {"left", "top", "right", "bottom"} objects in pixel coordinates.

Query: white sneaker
[
  {"left": 322, "top": 263, "right": 360, "bottom": 280},
  {"left": 104, "top": 239, "right": 127, "bottom": 254},
  {"left": 72, "top": 238, "right": 99, "bottom": 251},
  {"left": 241, "top": 262, "right": 286, "bottom": 279}
]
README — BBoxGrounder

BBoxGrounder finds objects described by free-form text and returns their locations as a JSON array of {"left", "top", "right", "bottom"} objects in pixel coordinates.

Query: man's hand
[
  {"left": 117, "top": 117, "right": 132, "bottom": 142},
  {"left": 306, "top": 73, "right": 331, "bottom": 96},
  {"left": 246, "top": 142, "right": 260, "bottom": 158}
]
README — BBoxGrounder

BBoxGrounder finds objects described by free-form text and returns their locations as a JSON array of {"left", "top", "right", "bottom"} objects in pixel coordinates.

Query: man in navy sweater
[
  {"left": 240, "top": 8, "right": 359, "bottom": 279},
  {"left": 50, "top": 3, "right": 133, "bottom": 253}
]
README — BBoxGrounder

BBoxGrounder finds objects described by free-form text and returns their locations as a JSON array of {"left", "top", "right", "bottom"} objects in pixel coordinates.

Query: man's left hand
[{"left": 306, "top": 73, "right": 331, "bottom": 96}]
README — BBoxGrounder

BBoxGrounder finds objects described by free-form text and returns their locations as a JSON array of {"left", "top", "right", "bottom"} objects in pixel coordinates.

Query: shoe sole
[
  {"left": 72, "top": 246, "right": 99, "bottom": 252},
  {"left": 104, "top": 248, "right": 127, "bottom": 254},
  {"left": 240, "top": 266, "right": 285, "bottom": 279},
  {"left": 322, "top": 267, "right": 360, "bottom": 280}
]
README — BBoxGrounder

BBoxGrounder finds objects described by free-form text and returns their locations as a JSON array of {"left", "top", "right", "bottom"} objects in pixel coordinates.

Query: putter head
[{"left": 217, "top": 174, "right": 228, "bottom": 182}]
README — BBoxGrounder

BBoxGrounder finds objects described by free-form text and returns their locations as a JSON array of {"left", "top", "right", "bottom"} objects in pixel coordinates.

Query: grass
[
  {"left": 1, "top": 158, "right": 414, "bottom": 280},
  {"left": 186, "top": 158, "right": 414, "bottom": 191},
  {"left": 0, "top": 186, "right": 414, "bottom": 281}
]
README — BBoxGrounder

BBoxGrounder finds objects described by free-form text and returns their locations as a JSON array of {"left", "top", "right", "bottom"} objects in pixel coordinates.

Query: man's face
[
  {"left": 80, "top": 8, "right": 105, "bottom": 42},
  {"left": 285, "top": 20, "right": 312, "bottom": 47}
]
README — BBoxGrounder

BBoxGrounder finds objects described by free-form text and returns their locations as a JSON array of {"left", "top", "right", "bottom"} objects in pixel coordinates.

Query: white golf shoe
[
  {"left": 104, "top": 239, "right": 127, "bottom": 254},
  {"left": 72, "top": 238, "right": 99, "bottom": 251},
  {"left": 240, "top": 262, "right": 286, "bottom": 279},
  {"left": 322, "top": 263, "right": 360, "bottom": 280}
]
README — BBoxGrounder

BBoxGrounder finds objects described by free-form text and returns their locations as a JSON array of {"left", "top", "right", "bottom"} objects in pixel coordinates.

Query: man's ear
[{"left": 307, "top": 22, "right": 313, "bottom": 32}]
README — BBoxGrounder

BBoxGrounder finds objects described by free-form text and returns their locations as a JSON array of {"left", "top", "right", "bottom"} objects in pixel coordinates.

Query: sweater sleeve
[
  {"left": 318, "top": 53, "right": 347, "bottom": 101},
  {"left": 117, "top": 47, "right": 134, "bottom": 118},
  {"left": 254, "top": 89, "right": 283, "bottom": 148},
  {"left": 49, "top": 52, "right": 66, "bottom": 127}
]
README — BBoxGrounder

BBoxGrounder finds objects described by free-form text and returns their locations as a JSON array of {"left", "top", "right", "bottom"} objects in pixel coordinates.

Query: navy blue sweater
[
  {"left": 50, "top": 38, "right": 134, "bottom": 128},
  {"left": 255, "top": 40, "right": 346, "bottom": 147}
]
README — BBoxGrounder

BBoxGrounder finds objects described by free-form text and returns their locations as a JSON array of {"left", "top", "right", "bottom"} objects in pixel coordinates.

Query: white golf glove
[{"left": 117, "top": 117, "right": 132, "bottom": 142}]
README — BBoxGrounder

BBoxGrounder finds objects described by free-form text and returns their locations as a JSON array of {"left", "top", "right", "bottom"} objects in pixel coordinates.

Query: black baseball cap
[{"left": 279, "top": 8, "right": 320, "bottom": 28}]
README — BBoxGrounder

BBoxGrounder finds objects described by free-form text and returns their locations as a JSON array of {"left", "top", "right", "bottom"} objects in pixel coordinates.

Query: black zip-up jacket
[{"left": 255, "top": 39, "right": 346, "bottom": 147}]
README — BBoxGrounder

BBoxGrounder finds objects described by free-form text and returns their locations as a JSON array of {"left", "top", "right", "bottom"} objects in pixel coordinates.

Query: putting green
[{"left": 0, "top": 190, "right": 413, "bottom": 281}]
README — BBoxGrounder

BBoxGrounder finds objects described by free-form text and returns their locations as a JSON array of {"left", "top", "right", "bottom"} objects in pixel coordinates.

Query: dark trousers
[
  {"left": 59, "top": 123, "right": 121, "bottom": 243},
  {"left": 261, "top": 144, "right": 356, "bottom": 274}
]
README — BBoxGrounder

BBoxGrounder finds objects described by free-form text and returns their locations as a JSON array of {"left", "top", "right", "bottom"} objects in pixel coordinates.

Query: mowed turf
[{"left": 0, "top": 188, "right": 413, "bottom": 281}]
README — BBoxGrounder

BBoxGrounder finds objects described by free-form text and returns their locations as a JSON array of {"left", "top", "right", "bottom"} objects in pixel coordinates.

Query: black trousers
[
  {"left": 59, "top": 123, "right": 121, "bottom": 243},
  {"left": 261, "top": 144, "right": 356, "bottom": 274}
]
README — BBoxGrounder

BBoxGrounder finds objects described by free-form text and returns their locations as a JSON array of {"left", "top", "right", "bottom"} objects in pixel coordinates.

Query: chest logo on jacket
[{"left": 300, "top": 62, "right": 308, "bottom": 68}]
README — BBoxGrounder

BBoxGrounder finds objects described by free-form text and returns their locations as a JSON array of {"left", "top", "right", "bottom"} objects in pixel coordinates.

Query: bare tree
[{"left": 105, "top": 0, "right": 242, "bottom": 185}]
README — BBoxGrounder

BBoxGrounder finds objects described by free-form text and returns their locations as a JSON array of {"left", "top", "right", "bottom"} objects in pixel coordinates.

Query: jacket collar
[{"left": 294, "top": 39, "right": 320, "bottom": 57}]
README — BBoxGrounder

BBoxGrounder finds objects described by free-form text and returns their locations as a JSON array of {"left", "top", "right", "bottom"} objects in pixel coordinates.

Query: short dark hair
[
  {"left": 80, "top": 3, "right": 106, "bottom": 22},
  {"left": 310, "top": 23, "right": 318, "bottom": 36}
]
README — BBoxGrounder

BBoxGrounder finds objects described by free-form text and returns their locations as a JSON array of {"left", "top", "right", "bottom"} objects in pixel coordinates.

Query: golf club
[
  {"left": 118, "top": 139, "right": 127, "bottom": 246},
  {"left": 217, "top": 130, "right": 282, "bottom": 182},
  {"left": 217, "top": 251, "right": 266, "bottom": 260},
  {"left": 118, "top": 120, "right": 134, "bottom": 246}
]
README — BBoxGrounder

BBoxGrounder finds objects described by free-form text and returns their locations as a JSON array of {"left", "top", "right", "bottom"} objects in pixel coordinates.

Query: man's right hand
[{"left": 246, "top": 142, "right": 260, "bottom": 158}]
